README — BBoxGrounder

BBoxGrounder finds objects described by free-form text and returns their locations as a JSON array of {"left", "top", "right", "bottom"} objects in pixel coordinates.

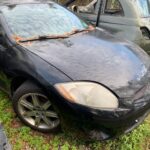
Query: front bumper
[
  {"left": 50, "top": 85, "right": 150, "bottom": 141},
  {"left": 50, "top": 90, "right": 150, "bottom": 141}
]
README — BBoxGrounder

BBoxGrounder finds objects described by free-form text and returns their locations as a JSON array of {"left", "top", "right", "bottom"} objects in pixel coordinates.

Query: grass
[{"left": 0, "top": 91, "right": 150, "bottom": 150}]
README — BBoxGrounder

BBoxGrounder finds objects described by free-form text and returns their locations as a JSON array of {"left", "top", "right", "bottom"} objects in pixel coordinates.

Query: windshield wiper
[
  {"left": 19, "top": 35, "right": 70, "bottom": 43},
  {"left": 19, "top": 26, "right": 95, "bottom": 43},
  {"left": 68, "top": 28, "right": 91, "bottom": 36}
]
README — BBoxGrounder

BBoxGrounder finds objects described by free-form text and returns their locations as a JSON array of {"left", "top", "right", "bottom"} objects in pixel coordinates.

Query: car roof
[{"left": 0, "top": 0, "right": 53, "bottom": 6}]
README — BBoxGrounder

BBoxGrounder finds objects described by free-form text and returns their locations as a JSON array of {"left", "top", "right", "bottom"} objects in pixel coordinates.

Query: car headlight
[{"left": 55, "top": 82, "right": 118, "bottom": 109}]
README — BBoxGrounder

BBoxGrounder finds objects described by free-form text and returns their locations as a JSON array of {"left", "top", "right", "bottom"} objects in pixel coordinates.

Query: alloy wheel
[{"left": 18, "top": 93, "right": 60, "bottom": 130}]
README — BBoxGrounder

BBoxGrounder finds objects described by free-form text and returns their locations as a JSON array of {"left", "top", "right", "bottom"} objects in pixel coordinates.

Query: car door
[
  {"left": 80, "top": 0, "right": 126, "bottom": 32},
  {"left": 99, "top": 0, "right": 133, "bottom": 38},
  {"left": 78, "top": 0, "right": 137, "bottom": 41}
]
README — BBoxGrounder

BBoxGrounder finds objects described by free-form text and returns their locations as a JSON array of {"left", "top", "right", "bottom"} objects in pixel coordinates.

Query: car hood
[{"left": 21, "top": 29, "right": 150, "bottom": 97}]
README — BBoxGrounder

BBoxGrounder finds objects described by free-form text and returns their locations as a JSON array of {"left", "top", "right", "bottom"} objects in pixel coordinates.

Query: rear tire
[{"left": 12, "top": 81, "right": 60, "bottom": 132}]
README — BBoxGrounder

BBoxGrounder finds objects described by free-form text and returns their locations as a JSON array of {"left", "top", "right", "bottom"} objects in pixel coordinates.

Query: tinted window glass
[
  {"left": 104, "top": 0, "right": 124, "bottom": 16},
  {"left": 137, "top": 0, "right": 150, "bottom": 17},
  {"left": 1, "top": 3, "right": 88, "bottom": 39}
]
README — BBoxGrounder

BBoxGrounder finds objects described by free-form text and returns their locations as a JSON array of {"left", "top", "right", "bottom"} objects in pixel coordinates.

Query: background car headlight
[{"left": 55, "top": 82, "right": 118, "bottom": 109}]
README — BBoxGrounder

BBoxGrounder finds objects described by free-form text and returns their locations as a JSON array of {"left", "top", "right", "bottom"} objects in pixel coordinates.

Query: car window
[
  {"left": 0, "top": 3, "right": 88, "bottom": 39},
  {"left": 137, "top": 0, "right": 150, "bottom": 17},
  {"left": 104, "top": 0, "right": 124, "bottom": 16}
]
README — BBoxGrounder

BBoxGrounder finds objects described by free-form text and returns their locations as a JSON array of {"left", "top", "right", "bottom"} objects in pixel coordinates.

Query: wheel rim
[{"left": 18, "top": 93, "right": 60, "bottom": 130}]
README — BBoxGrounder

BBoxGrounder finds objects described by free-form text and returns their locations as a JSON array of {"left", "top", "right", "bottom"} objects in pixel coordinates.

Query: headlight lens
[{"left": 55, "top": 82, "right": 118, "bottom": 109}]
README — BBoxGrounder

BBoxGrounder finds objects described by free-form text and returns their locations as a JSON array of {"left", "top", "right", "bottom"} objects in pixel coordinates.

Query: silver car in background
[{"left": 66, "top": 0, "right": 150, "bottom": 52}]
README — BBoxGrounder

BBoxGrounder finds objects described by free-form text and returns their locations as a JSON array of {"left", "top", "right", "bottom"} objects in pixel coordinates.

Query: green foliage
[{"left": 0, "top": 90, "right": 149, "bottom": 150}]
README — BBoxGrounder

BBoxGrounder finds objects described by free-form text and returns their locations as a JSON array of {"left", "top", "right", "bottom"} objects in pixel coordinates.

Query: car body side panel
[{"left": 99, "top": 22, "right": 143, "bottom": 43}]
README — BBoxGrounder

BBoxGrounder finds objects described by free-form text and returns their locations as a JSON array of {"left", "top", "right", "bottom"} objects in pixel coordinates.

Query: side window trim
[{"left": 103, "top": 0, "right": 124, "bottom": 16}]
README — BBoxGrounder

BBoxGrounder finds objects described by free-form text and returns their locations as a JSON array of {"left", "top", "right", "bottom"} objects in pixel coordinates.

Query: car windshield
[
  {"left": 1, "top": 3, "right": 89, "bottom": 41},
  {"left": 137, "top": 0, "right": 150, "bottom": 17}
]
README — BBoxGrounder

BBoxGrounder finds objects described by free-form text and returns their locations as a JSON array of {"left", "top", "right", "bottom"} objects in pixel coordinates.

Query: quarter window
[{"left": 104, "top": 0, "right": 124, "bottom": 16}]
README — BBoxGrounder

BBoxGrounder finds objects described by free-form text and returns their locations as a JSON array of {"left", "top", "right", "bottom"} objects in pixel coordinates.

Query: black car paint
[
  {"left": 22, "top": 29, "right": 149, "bottom": 90},
  {"left": 21, "top": 29, "right": 150, "bottom": 101},
  {"left": 0, "top": 2, "right": 149, "bottom": 140}
]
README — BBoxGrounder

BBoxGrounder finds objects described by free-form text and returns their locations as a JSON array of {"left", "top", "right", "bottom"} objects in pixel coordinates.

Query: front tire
[{"left": 12, "top": 81, "right": 60, "bottom": 132}]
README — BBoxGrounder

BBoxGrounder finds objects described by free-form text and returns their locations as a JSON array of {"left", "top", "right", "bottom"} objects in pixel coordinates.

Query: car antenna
[{"left": 96, "top": 0, "right": 103, "bottom": 27}]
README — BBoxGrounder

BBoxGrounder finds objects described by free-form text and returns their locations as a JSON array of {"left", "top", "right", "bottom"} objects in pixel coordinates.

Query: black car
[{"left": 0, "top": 1, "right": 150, "bottom": 141}]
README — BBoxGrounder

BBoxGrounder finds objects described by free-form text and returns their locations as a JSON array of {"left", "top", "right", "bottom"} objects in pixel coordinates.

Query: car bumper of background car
[{"left": 51, "top": 88, "right": 150, "bottom": 141}]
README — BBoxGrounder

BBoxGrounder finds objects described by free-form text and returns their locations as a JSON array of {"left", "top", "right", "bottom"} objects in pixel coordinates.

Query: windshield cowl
[{"left": 15, "top": 25, "right": 95, "bottom": 43}]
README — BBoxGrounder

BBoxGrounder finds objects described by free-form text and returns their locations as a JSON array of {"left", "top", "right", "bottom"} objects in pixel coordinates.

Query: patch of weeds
[
  {"left": 89, "top": 120, "right": 150, "bottom": 150},
  {"left": 0, "top": 90, "right": 150, "bottom": 150}
]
